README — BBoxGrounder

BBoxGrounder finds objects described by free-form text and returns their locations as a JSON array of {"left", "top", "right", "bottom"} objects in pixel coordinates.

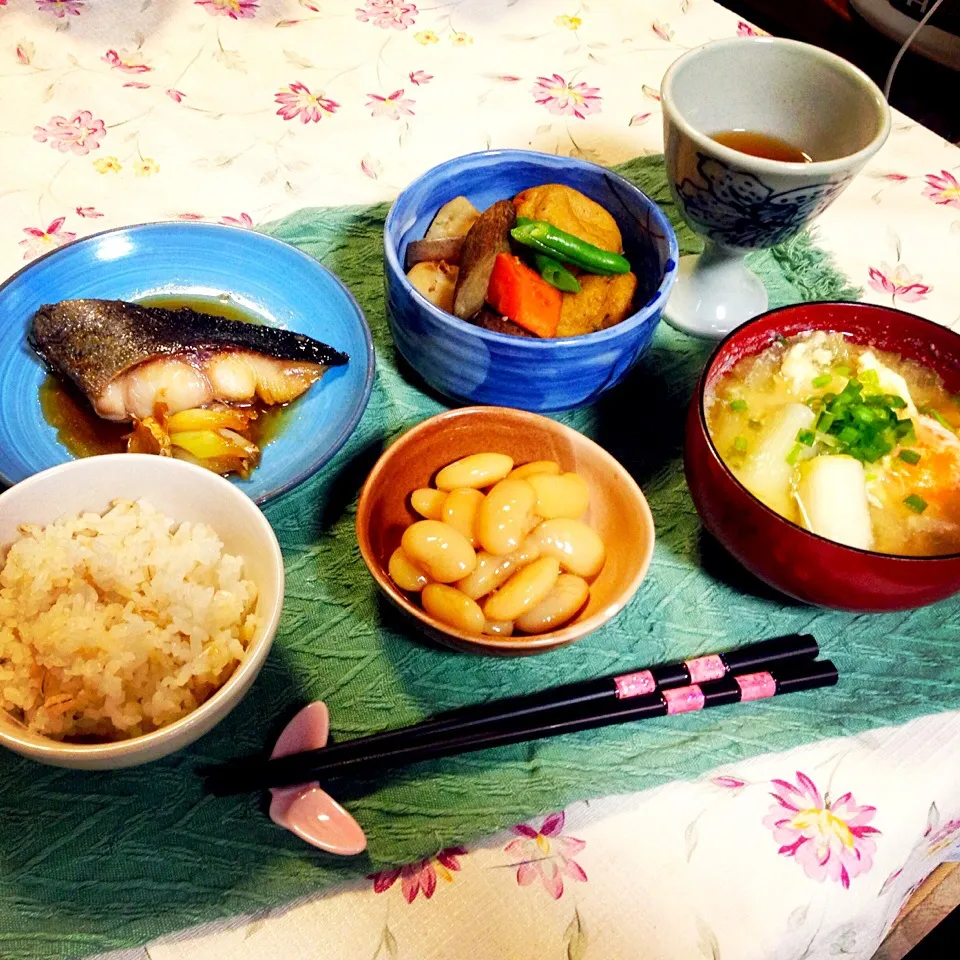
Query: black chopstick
[
  {"left": 284, "top": 632, "right": 818, "bottom": 764},
  {"left": 244, "top": 632, "right": 819, "bottom": 770},
  {"left": 204, "top": 657, "right": 837, "bottom": 796},
  {"left": 393, "top": 631, "right": 819, "bottom": 739}
]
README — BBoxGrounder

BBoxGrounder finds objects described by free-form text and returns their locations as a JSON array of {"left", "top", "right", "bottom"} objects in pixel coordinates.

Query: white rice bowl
[{"left": 0, "top": 498, "right": 258, "bottom": 741}]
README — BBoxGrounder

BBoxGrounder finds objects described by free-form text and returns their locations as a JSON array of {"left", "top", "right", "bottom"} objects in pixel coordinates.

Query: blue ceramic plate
[{"left": 0, "top": 223, "right": 374, "bottom": 504}]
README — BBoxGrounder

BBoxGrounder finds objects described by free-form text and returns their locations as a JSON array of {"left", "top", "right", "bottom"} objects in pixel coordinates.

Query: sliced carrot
[{"left": 486, "top": 253, "right": 562, "bottom": 338}]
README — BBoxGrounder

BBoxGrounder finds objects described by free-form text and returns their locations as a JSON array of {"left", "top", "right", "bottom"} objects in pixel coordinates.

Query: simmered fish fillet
[{"left": 28, "top": 299, "right": 349, "bottom": 421}]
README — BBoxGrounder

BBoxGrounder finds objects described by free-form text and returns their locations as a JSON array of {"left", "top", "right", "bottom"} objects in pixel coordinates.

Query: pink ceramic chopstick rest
[{"left": 268, "top": 702, "right": 367, "bottom": 855}]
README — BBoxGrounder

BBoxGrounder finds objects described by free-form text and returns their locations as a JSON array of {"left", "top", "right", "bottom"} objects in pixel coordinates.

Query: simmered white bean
[
  {"left": 436, "top": 453, "right": 513, "bottom": 491},
  {"left": 441, "top": 488, "right": 484, "bottom": 547},
  {"left": 478, "top": 478, "right": 536, "bottom": 556},
  {"left": 527, "top": 472, "right": 590, "bottom": 520},
  {"left": 509, "top": 460, "right": 561, "bottom": 481},
  {"left": 522, "top": 512, "right": 542, "bottom": 536},
  {"left": 422, "top": 584, "right": 484, "bottom": 635},
  {"left": 396, "top": 452, "right": 606, "bottom": 639},
  {"left": 456, "top": 551, "right": 516, "bottom": 600},
  {"left": 515, "top": 574, "right": 589, "bottom": 634},
  {"left": 511, "top": 537, "right": 543, "bottom": 567},
  {"left": 482, "top": 556, "right": 560, "bottom": 622},
  {"left": 530, "top": 519, "right": 605, "bottom": 578},
  {"left": 411, "top": 487, "right": 447, "bottom": 520},
  {"left": 388, "top": 547, "right": 430, "bottom": 592},
  {"left": 401, "top": 520, "right": 477, "bottom": 583}
]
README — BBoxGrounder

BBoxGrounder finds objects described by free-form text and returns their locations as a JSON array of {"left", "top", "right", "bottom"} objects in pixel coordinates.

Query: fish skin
[{"left": 28, "top": 298, "right": 349, "bottom": 401}]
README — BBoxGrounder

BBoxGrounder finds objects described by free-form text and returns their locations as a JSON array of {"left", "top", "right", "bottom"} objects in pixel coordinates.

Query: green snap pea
[
  {"left": 533, "top": 253, "right": 581, "bottom": 293},
  {"left": 511, "top": 219, "right": 630, "bottom": 275}
]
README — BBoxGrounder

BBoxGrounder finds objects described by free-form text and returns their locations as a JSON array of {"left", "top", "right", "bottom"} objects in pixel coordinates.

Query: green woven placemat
[{"left": 1, "top": 156, "right": 956, "bottom": 960}]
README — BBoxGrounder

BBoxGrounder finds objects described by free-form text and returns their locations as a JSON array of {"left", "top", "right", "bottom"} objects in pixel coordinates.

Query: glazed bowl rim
[
  {"left": 0, "top": 453, "right": 285, "bottom": 762},
  {"left": 0, "top": 220, "right": 376, "bottom": 505},
  {"left": 696, "top": 300, "right": 960, "bottom": 564},
  {"left": 356, "top": 405, "right": 656, "bottom": 652},
  {"left": 383, "top": 148, "right": 680, "bottom": 349},
  {"left": 661, "top": 36, "right": 892, "bottom": 178}
]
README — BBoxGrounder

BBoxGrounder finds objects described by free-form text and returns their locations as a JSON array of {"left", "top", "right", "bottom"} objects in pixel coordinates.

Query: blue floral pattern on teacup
[{"left": 676, "top": 154, "right": 849, "bottom": 249}]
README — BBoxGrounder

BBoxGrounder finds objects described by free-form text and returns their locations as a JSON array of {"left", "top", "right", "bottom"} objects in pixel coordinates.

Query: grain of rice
[{"left": 0, "top": 499, "right": 258, "bottom": 741}]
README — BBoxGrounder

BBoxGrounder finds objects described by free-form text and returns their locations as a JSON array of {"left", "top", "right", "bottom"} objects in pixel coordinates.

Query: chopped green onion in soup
[{"left": 704, "top": 330, "right": 960, "bottom": 556}]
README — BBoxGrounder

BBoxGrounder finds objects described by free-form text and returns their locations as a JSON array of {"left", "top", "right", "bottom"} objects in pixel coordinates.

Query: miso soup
[{"left": 705, "top": 331, "right": 960, "bottom": 557}]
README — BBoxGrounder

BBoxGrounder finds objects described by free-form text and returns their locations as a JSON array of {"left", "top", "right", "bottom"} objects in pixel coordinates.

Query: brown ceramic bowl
[{"left": 356, "top": 407, "right": 655, "bottom": 655}]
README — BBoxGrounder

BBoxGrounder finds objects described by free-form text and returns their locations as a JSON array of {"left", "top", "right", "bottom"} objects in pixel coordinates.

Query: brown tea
[{"left": 711, "top": 129, "right": 813, "bottom": 163}]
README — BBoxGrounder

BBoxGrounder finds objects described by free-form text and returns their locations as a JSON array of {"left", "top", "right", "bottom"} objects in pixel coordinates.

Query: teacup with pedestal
[{"left": 660, "top": 37, "right": 890, "bottom": 339}]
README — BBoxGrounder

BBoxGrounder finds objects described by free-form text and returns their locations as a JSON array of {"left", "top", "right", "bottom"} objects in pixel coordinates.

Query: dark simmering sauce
[{"left": 38, "top": 294, "right": 294, "bottom": 465}]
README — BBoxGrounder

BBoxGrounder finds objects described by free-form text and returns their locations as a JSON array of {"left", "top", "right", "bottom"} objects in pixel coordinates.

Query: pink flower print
[
  {"left": 361, "top": 155, "right": 382, "bottom": 179},
  {"left": 531, "top": 75, "right": 602, "bottom": 120},
  {"left": 499, "top": 75, "right": 521, "bottom": 83},
  {"left": 737, "top": 20, "right": 768, "bottom": 37},
  {"left": 763, "top": 772, "right": 880, "bottom": 889},
  {"left": 922, "top": 170, "right": 960, "bottom": 210},
  {"left": 123, "top": 82, "right": 151, "bottom": 90},
  {"left": 712, "top": 775, "right": 747, "bottom": 790},
  {"left": 274, "top": 82, "right": 339, "bottom": 123},
  {"left": 629, "top": 112, "right": 651, "bottom": 126},
  {"left": 925, "top": 817, "right": 960, "bottom": 857},
  {"left": 355, "top": 0, "right": 417, "bottom": 31},
  {"left": 17, "top": 42, "right": 35, "bottom": 65},
  {"left": 221, "top": 213, "right": 253, "bottom": 228},
  {"left": 75, "top": 206, "right": 103, "bottom": 218},
  {"left": 19, "top": 217, "right": 77, "bottom": 261},
  {"left": 195, "top": 0, "right": 259, "bottom": 19},
  {"left": 652, "top": 19, "right": 674, "bottom": 42},
  {"left": 34, "top": 111, "right": 106, "bottom": 156},
  {"left": 102, "top": 50, "right": 151, "bottom": 73},
  {"left": 504, "top": 812, "right": 587, "bottom": 900},
  {"left": 178, "top": 212, "right": 206, "bottom": 221},
  {"left": 368, "top": 846, "right": 467, "bottom": 903},
  {"left": 868, "top": 262, "right": 931, "bottom": 305},
  {"left": 365, "top": 89, "right": 415, "bottom": 120},
  {"left": 166, "top": 89, "right": 186, "bottom": 103},
  {"left": 36, "top": 0, "right": 84, "bottom": 17},
  {"left": 880, "top": 172, "right": 909, "bottom": 182},
  {"left": 409, "top": 69, "right": 432, "bottom": 86},
  {"left": 879, "top": 803, "right": 960, "bottom": 897}
]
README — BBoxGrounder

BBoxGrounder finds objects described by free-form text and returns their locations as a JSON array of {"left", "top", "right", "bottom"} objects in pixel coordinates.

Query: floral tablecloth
[{"left": 0, "top": 1, "right": 958, "bottom": 959}]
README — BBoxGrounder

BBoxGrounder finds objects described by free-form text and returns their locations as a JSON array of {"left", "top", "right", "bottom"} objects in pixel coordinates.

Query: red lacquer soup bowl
[{"left": 684, "top": 302, "right": 960, "bottom": 611}]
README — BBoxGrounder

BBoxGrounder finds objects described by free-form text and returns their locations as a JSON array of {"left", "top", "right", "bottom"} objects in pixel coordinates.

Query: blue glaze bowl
[
  {"left": 0, "top": 222, "right": 374, "bottom": 504},
  {"left": 383, "top": 150, "right": 678, "bottom": 411}
]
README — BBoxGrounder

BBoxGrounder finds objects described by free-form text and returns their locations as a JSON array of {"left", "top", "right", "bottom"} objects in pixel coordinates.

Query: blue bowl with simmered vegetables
[{"left": 383, "top": 149, "right": 678, "bottom": 412}]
